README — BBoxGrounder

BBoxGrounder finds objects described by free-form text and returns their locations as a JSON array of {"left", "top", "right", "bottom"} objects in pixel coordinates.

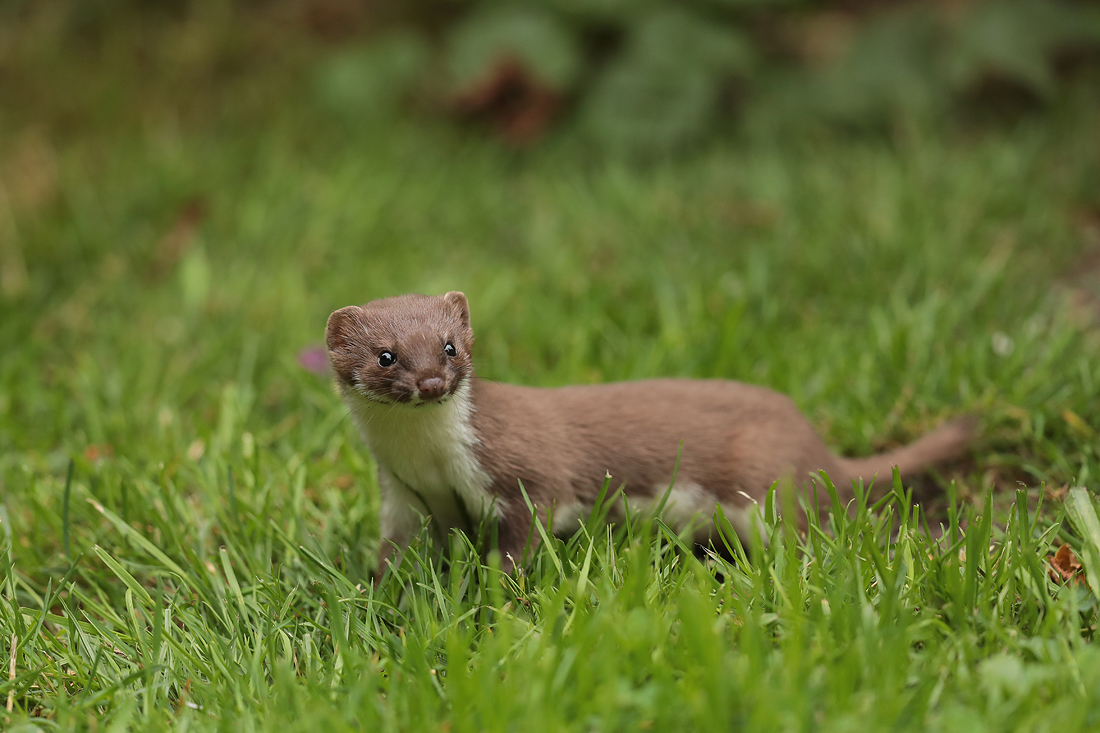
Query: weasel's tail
[{"left": 837, "top": 416, "right": 977, "bottom": 492}]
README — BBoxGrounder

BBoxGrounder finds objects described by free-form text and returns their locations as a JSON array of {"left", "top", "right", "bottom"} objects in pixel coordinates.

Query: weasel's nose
[{"left": 417, "top": 377, "right": 446, "bottom": 400}]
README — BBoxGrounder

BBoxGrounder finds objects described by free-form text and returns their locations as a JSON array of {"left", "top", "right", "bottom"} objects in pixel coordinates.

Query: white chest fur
[{"left": 343, "top": 382, "right": 498, "bottom": 519}]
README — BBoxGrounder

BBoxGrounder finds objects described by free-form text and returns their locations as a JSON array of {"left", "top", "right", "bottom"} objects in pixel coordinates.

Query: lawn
[{"left": 2, "top": 14, "right": 1100, "bottom": 731}]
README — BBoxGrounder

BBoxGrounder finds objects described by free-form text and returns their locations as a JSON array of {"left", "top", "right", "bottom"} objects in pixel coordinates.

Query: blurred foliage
[
  {"left": 3, "top": 0, "right": 1100, "bottom": 152},
  {"left": 799, "top": 0, "right": 1100, "bottom": 126},
  {"left": 580, "top": 8, "right": 755, "bottom": 153},
  {"left": 305, "top": 0, "right": 1100, "bottom": 152},
  {"left": 313, "top": 33, "right": 431, "bottom": 119},
  {"left": 448, "top": 7, "right": 581, "bottom": 90}
]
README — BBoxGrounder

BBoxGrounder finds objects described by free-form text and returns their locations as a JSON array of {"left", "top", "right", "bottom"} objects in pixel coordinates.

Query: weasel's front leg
[
  {"left": 374, "top": 468, "right": 423, "bottom": 581},
  {"left": 493, "top": 501, "right": 549, "bottom": 575}
]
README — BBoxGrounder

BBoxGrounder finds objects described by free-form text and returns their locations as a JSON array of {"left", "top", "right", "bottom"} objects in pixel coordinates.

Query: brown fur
[{"left": 327, "top": 292, "right": 975, "bottom": 574}]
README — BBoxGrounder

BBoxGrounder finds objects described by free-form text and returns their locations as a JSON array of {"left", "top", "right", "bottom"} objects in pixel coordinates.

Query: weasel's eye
[
  {"left": 444, "top": 342, "right": 458, "bottom": 358},
  {"left": 377, "top": 351, "right": 396, "bottom": 368}
]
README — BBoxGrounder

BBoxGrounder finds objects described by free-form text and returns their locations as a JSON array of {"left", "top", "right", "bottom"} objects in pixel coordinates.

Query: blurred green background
[{"left": 2, "top": 1, "right": 1100, "bottom": 727}]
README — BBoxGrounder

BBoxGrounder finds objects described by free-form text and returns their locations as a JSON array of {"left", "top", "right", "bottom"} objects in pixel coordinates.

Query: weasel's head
[{"left": 325, "top": 291, "right": 474, "bottom": 408}]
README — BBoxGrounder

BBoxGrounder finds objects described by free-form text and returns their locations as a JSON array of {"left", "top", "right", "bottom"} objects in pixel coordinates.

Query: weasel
[{"left": 326, "top": 291, "right": 974, "bottom": 574}]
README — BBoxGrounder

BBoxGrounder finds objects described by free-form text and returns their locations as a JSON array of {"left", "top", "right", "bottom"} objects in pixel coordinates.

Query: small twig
[{"left": 6, "top": 632, "right": 16, "bottom": 713}]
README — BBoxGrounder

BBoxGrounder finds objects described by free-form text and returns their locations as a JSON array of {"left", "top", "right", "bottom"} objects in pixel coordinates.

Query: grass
[{"left": 2, "top": 21, "right": 1100, "bottom": 728}]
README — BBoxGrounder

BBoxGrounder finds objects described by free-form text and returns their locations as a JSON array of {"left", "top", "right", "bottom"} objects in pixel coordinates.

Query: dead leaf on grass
[{"left": 1048, "top": 543, "right": 1086, "bottom": 586}]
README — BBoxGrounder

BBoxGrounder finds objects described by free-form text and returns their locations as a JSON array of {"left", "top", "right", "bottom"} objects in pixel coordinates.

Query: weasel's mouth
[
  {"left": 412, "top": 395, "right": 450, "bottom": 408},
  {"left": 359, "top": 393, "right": 446, "bottom": 408}
]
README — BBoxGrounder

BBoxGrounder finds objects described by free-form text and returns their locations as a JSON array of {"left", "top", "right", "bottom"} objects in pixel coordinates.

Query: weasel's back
[
  {"left": 469, "top": 378, "right": 971, "bottom": 508},
  {"left": 470, "top": 378, "right": 845, "bottom": 507}
]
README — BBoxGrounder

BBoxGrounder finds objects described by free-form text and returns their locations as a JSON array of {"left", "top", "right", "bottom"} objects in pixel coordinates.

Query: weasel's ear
[
  {"left": 326, "top": 306, "right": 366, "bottom": 354},
  {"left": 443, "top": 291, "right": 470, "bottom": 329}
]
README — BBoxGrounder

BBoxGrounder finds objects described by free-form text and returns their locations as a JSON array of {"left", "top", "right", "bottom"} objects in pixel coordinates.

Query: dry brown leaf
[{"left": 1048, "top": 543, "right": 1086, "bottom": 586}]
